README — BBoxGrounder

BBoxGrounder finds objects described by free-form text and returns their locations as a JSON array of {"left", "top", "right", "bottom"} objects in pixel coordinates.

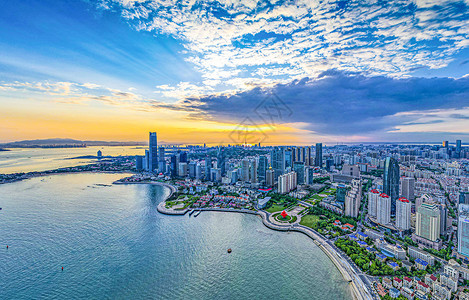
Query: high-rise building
[
  {"left": 456, "top": 140, "right": 462, "bottom": 154},
  {"left": 285, "top": 148, "right": 293, "bottom": 170},
  {"left": 178, "top": 162, "right": 188, "bottom": 177},
  {"left": 250, "top": 160, "right": 258, "bottom": 183},
  {"left": 383, "top": 157, "right": 400, "bottom": 215},
  {"left": 271, "top": 147, "right": 285, "bottom": 179},
  {"left": 158, "top": 147, "right": 165, "bottom": 171},
  {"left": 325, "top": 159, "right": 334, "bottom": 171},
  {"left": 258, "top": 156, "right": 268, "bottom": 183},
  {"left": 170, "top": 155, "right": 177, "bottom": 177},
  {"left": 293, "top": 161, "right": 305, "bottom": 185},
  {"left": 306, "top": 146, "right": 312, "bottom": 166},
  {"left": 315, "top": 143, "right": 323, "bottom": 167},
  {"left": 439, "top": 204, "right": 448, "bottom": 235},
  {"left": 396, "top": 197, "right": 411, "bottom": 230},
  {"left": 135, "top": 156, "right": 144, "bottom": 171},
  {"left": 216, "top": 147, "right": 226, "bottom": 176},
  {"left": 149, "top": 132, "right": 158, "bottom": 172},
  {"left": 460, "top": 191, "right": 469, "bottom": 204},
  {"left": 179, "top": 151, "right": 188, "bottom": 163},
  {"left": 305, "top": 167, "right": 314, "bottom": 185},
  {"left": 342, "top": 164, "right": 360, "bottom": 177},
  {"left": 195, "top": 163, "right": 202, "bottom": 180},
  {"left": 337, "top": 184, "right": 347, "bottom": 203},
  {"left": 402, "top": 177, "right": 415, "bottom": 201},
  {"left": 278, "top": 171, "right": 297, "bottom": 194},
  {"left": 368, "top": 189, "right": 380, "bottom": 218},
  {"left": 144, "top": 150, "right": 150, "bottom": 171},
  {"left": 458, "top": 204, "right": 469, "bottom": 257},
  {"left": 188, "top": 161, "right": 196, "bottom": 178},
  {"left": 266, "top": 168, "right": 275, "bottom": 187},
  {"left": 210, "top": 168, "right": 221, "bottom": 182},
  {"left": 205, "top": 156, "right": 211, "bottom": 181},
  {"left": 443, "top": 140, "right": 449, "bottom": 148},
  {"left": 377, "top": 193, "right": 391, "bottom": 225},
  {"left": 416, "top": 203, "right": 441, "bottom": 242},
  {"left": 344, "top": 179, "right": 361, "bottom": 218},
  {"left": 241, "top": 158, "right": 250, "bottom": 182}
]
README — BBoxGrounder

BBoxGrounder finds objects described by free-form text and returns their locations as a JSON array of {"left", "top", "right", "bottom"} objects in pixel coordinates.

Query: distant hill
[{"left": 0, "top": 138, "right": 146, "bottom": 148}]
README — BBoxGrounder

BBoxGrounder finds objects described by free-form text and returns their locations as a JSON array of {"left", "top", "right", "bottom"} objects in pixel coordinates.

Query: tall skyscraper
[
  {"left": 258, "top": 155, "right": 268, "bottom": 183},
  {"left": 383, "top": 157, "right": 400, "bottom": 215},
  {"left": 377, "top": 193, "right": 391, "bottom": 225},
  {"left": 170, "top": 155, "right": 177, "bottom": 177},
  {"left": 439, "top": 204, "right": 448, "bottom": 235},
  {"left": 158, "top": 146, "right": 165, "bottom": 172},
  {"left": 460, "top": 191, "right": 469, "bottom": 204},
  {"left": 315, "top": 143, "right": 322, "bottom": 167},
  {"left": 241, "top": 158, "right": 250, "bottom": 182},
  {"left": 216, "top": 147, "right": 226, "bottom": 176},
  {"left": 149, "top": 132, "right": 158, "bottom": 172},
  {"left": 278, "top": 171, "right": 297, "bottom": 194},
  {"left": 416, "top": 203, "right": 441, "bottom": 242},
  {"left": 188, "top": 161, "right": 196, "bottom": 178},
  {"left": 396, "top": 197, "right": 411, "bottom": 230},
  {"left": 135, "top": 156, "right": 143, "bottom": 171},
  {"left": 367, "top": 189, "right": 380, "bottom": 218},
  {"left": 195, "top": 163, "right": 202, "bottom": 180},
  {"left": 401, "top": 177, "right": 415, "bottom": 201},
  {"left": 344, "top": 179, "right": 361, "bottom": 218},
  {"left": 250, "top": 160, "right": 258, "bottom": 183},
  {"left": 443, "top": 140, "right": 449, "bottom": 148},
  {"left": 456, "top": 139, "right": 462, "bottom": 153},
  {"left": 205, "top": 156, "right": 211, "bottom": 181},
  {"left": 271, "top": 147, "right": 285, "bottom": 179},
  {"left": 336, "top": 184, "right": 347, "bottom": 203},
  {"left": 293, "top": 161, "right": 305, "bottom": 185},
  {"left": 266, "top": 167, "right": 275, "bottom": 187},
  {"left": 144, "top": 149, "right": 150, "bottom": 171},
  {"left": 285, "top": 148, "right": 293, "bottom": 170},
  {"left": 458, "top": 204, "right": 469, "bottom": 257},
  {"left": 306, "top": 167, "right": 314, "bottom": 185}
]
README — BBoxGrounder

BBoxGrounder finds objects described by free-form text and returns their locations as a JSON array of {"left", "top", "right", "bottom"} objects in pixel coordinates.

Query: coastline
[{"left": 156, "top": 204, "right": 373, "bottom": 300}]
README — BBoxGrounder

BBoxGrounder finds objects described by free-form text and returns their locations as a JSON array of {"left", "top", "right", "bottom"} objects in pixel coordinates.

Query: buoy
[
  {"left": 6, "top": 245, "right": 8, "bottom": 249},
  {"left": 227, "top": 248, "right": 232, "bottom": 253},
  {"left": 62, "top": 267, "right": 64, "bottom": 271}
]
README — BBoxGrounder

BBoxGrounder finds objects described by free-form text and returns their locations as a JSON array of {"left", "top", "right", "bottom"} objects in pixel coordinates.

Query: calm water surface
[
  {"left": 0, "top": 173, "right": 352, "bottom": 299},
  {"left": 0, "top": 146, "right": 145, "bottom": 174}
]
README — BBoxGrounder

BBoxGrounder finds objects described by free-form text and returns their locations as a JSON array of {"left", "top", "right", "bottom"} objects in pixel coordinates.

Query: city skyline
[{"left": 1, "top": 0, "right": 469, "bottom": 144}]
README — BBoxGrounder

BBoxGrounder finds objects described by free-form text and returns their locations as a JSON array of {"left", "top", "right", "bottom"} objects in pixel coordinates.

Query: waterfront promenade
[{"left": 157, "top": 202, "right": 376, "bottom": 300}]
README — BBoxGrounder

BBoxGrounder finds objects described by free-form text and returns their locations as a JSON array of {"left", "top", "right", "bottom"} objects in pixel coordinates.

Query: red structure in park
[{"left": 281, "top": 210, "right": 288, "bottom": 218}]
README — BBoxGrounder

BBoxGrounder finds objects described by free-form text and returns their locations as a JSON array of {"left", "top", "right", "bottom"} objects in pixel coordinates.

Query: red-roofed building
[
  {"left": 403, "top": 277, "right": 413, "bottom": 288},
  {"left": 393, "top": 277, "right": 403, "bottom": 289},
  {"left": 398, "top": 197, "right": 410, "bottom": 203},
  {"left": 425, "top": 274, "right": 437, "bottom": 286},
  {"left": 417, "top": 281, "right": 430, "bottom": 294},
  {"left": 380, "top": 193, "right": 390, "bottom": 198},
  {"left": 371, "top": 189, "right": 379, "bottom": 194}
]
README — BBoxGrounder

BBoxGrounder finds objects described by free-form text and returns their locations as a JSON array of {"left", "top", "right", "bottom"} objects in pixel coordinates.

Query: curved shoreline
[{"left": 156, "top": 204, "right": 374, "bottom": 300}]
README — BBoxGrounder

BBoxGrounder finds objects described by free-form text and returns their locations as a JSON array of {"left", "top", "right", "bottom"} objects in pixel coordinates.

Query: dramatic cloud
[
  {"left": 171, "top": 71, "right": 469, "bottom": 137},
  {"left": 104, "top": 0, "right": 469, "bottom": 95}
]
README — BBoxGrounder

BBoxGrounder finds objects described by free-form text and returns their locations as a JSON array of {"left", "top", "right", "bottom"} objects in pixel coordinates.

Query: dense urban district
[{"left": 2, "top": 133, "right": 469, "bottom": 300}]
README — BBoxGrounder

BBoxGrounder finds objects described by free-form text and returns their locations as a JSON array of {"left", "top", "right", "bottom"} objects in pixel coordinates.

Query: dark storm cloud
[{"left": 181, "top": 71, "right": 469, "bottom": 136}]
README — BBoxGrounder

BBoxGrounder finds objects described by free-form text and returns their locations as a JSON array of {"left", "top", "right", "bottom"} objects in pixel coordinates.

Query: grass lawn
[
  {"left": 310, "top": 194, "right": 325, "bottom": 201},
  {"left": 266, "top": 204, "right": 286, "bottom": 213},
  {"left": 299, "top": 214, "right": 320, "bottom": 228},
  {"left": 274, "top": 214, "right": 292, "bottom": 222}
]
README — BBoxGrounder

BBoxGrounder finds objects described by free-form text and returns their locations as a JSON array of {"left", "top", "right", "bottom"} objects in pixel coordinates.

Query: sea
[{"left": 0, "top": 151, "right": 352, "bottom": 299}]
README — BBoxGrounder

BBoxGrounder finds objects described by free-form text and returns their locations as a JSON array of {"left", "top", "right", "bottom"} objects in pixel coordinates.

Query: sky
[{"left": 0, "top": 0, "right": 468, "bottom": 145}]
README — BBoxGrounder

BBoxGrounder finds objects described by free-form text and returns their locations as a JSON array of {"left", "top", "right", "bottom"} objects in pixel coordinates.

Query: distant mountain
[{"left": 0, "top": 138, "right": 146, "bottom": 148}]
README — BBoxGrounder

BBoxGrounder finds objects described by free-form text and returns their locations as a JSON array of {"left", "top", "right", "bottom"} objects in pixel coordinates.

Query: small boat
[{"left": 227, "top": 248, "right": 232, "bottom": 253}]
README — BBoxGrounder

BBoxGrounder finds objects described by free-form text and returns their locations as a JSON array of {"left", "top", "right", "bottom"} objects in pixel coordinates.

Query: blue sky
[{"left": 0, "top": 0, "right": 468, "bottom": 143}]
